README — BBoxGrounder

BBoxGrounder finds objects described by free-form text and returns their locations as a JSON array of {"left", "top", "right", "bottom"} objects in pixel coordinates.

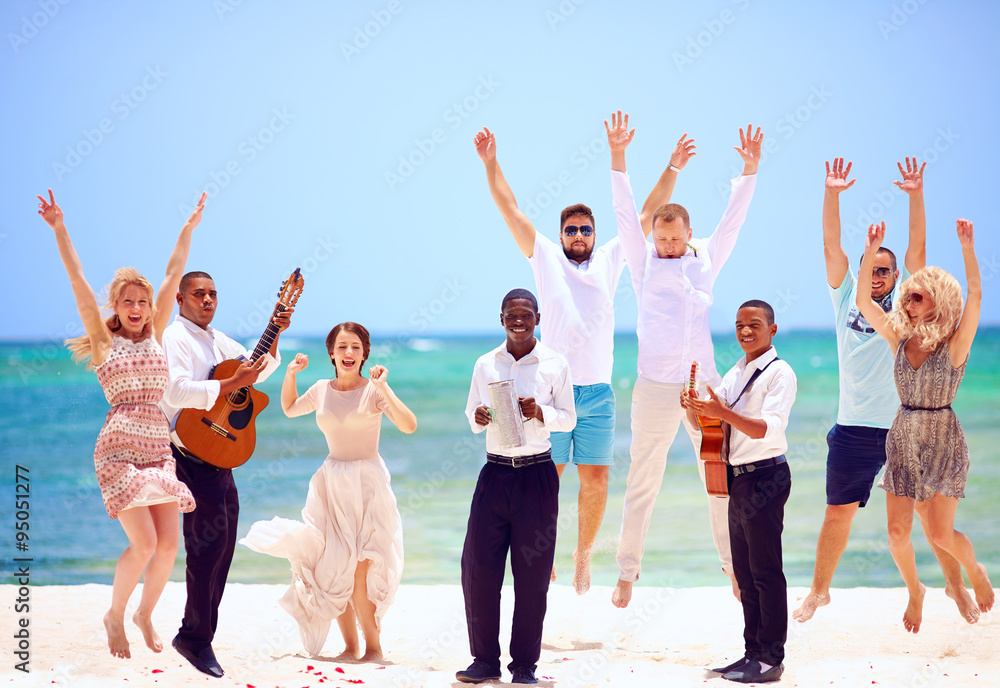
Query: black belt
[
  {"left": 902, "top": 404, "right": 951, "bottom": 411},
  {"left": 730, "top": 455, "right": 786, "bottom": 477},
  {"left": 485, "top": 451, "right": 551, "bottom": 468},
  {"left": 171, "top": 443, "right": 225, "bottom": 472}
]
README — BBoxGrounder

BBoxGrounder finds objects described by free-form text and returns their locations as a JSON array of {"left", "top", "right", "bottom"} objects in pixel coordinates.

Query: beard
[{"left": 562, "top": 242, "right": 593, "bottom": 262}]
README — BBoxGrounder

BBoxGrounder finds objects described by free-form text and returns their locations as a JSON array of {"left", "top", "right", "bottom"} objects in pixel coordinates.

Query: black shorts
[{"left": 826, "top": 424, "right": 888, "bottom": 507}]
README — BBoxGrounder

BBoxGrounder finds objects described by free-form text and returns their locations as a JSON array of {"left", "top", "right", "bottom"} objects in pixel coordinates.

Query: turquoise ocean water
[{"left": 1, "top": 329, "right": 998, "bottom": 588}]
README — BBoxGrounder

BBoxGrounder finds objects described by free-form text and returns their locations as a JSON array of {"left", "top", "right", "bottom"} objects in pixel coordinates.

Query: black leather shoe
[
  {"left": 455, "top": 660, "right": 501, "bottom": 683},
  {"left": 511, "top": 666, "right": 538, "bottom": 684},
  {"left": 172, "top": 636, "right": 224, "bottom": 678},
  {"left": 711, "top": 655, "right": 749, "bottom": 674},
  {"left": 723, "top": 660, "right": 784, "bottom": 683}
]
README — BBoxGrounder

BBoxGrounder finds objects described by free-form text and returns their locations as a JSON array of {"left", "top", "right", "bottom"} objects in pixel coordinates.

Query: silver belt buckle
[{"left": 510, "top": 455, "right": 523, "bottom": 469}]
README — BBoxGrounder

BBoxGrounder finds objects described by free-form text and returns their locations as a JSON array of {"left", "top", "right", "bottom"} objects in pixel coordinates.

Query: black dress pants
[
  {"left": 461, "top": 458, "right": 559, "bottom": 674},
  {"left": 728, "top": 461, "right": 791, "bottom": 666},
  {"left": 172, "top": 445, "right": 239, "bottom": 650}
]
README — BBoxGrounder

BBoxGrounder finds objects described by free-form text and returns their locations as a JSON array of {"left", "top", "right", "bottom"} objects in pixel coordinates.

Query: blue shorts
[
  {"left": 550, "top": 383, "right": 615, "bottom": 466},
  {"left": 826, "top": 424, "right": 888, "bottom": 507}
]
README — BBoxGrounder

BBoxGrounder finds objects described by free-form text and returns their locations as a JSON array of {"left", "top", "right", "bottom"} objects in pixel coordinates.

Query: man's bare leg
[
  {"left": 792, "top": 502, "right": 859, "bottom": 622},
  {"left": 573, "top": 464, "right": 609, "bottom": 595},
  {"left": 914, "top": 500, "right": 980, "bottom": 623},
  {"left": 552, "top": 463, "right": 568, "bottom": 582}
]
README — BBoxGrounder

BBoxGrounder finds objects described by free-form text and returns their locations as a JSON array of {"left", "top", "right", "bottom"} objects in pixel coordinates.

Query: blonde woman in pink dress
[
  {"left": 242, "top": 322, "right": 416, "bottom": 661},
  {"left": 38, "top": 189, "right": 205, "bottom": 659}
]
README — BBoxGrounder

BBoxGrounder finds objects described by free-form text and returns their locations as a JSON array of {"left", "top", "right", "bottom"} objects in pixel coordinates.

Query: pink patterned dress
[{"left": 93, "top": 335, "right": 196, "bottom": 518}]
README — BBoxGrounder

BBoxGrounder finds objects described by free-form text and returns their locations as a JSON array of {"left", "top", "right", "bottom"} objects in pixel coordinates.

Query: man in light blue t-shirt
[{"left": 794, "top": 158, "right": 980, "bottom": 625}]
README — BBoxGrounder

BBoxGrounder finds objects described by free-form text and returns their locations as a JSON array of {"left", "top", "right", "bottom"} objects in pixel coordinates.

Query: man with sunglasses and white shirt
[
  {"left": 473, "top": 116, "right": 694, "bottom": 594},
  {"left": 793, "top": 158, "right": 978, "bottom": 625}
]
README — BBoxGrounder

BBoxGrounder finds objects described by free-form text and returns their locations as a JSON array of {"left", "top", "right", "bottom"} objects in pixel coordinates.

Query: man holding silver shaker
[{"left": 458, "top": 289, "right": 576, "bottom": 685}]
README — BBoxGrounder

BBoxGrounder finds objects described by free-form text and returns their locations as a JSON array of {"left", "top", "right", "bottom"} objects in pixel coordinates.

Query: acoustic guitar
[
  {"left": 175, "top": 268, "right": 305, "bottom": 469},
  {"left": 687, "top": 362, "right": 728, "bottom": 497}
]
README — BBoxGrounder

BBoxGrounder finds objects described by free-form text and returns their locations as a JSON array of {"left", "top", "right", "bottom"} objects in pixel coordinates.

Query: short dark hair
[
  {"left": 179, "top": 271, "right": 213, "bottom": 293},
  {"left": 652, "top": 203, "right": 690, "bottom": 229},
  {"left": 738, "top": 299, "right": 775, "bottom": 325},
  {"left": 859, "top": 247, "right": 897, "bottom": 272},
  {"left": 501, "top": 288, "right": 538, "bottom": 313},
  {"left": 325, "top": 322, "right": 371, "bottom": 377},
  {"left": 560, "top": 204, "right": 595, "bottom": 231}
]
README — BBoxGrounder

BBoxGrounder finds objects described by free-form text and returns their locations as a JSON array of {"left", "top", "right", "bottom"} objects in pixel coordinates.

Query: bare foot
[
  {"left": 104, "top": 611, "right": 131, "bottom": 659},
  {"left": 727, "top": 572, "right": 741, "bottom": 603},
  {"left": 902, "top": 583, "right": 926, "bottom": 633},
  {"left": 792, "top": 590, "right": 831, "bottom": 623},
  {"left": 360, "top": 649, "right": 384, "bottom": 663},
  {"left": 550, "top": 565, "right": 557, "bottom": 582},
  {"left": 611, "top": 579, "right": 633, "bottom": 609},
  {"left": 333, "top": 647, "right": 361, "bottom": 662},
  {"left": 131, "top": 610, "right": 163, "bottom": 652},
  {"left": 944, "top": 581, "right": 980, "bottom": 624},
  {"left": 572, "top": 549, "right": 591, "bottom": 595},
  {"left": 971, "top": 563, "right": 995, "bottom": 613}
]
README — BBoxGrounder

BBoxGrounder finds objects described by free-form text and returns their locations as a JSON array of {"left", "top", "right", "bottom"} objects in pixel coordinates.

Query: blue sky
[{"left": 3, "top": 0, "right": 998, "bottom": 341}]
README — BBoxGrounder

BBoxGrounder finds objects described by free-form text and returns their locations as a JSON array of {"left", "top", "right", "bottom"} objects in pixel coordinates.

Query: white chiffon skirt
[{"left": 240, "top": 455, "right": 403, "bottom": 656}]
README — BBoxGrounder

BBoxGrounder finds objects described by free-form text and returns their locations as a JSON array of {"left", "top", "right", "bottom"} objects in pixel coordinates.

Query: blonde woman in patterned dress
[
  {"left": 38, "top": 189, "right": 204, "bottom": 659},
  {"left": 856, "top": 219, "right": 994, "bottom": 634}
]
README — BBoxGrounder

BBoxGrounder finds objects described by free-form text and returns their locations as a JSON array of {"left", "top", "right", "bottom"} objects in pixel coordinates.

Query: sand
[{"left": 1, "top": 582, "right": 996, "bottom": 687}]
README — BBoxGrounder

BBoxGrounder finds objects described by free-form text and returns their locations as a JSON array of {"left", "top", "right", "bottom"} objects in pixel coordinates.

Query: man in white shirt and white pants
[
  {"left": 472, "top": 114, "right": 694, "bottom": 593},
  {"left": 611, "top": 123, "right": 762, "bottom": 607}
]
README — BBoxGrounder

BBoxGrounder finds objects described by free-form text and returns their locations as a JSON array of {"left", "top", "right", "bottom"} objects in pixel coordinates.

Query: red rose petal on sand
[
  {"left": 307, "top": 665, "right": 314, "bottom": 671},
  {"left": 335, "top": 667, "right": 345, "bottom": 673}
]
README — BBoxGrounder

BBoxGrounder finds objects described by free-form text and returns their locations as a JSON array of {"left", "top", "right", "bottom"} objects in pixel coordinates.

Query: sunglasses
[
  {"left": 872, "top": 266, "right": 892, "bottom": 278},
  {"left": 907, "top": 292, "right": 925, "bottom": 304},
  {"left": 563, "top": 225, "right": 594, "bottom": 237}
]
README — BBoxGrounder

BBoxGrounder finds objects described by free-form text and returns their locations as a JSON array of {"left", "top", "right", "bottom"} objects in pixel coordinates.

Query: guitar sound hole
[{"left": 230, "top": 389, "right": 248, "bottom": 405}]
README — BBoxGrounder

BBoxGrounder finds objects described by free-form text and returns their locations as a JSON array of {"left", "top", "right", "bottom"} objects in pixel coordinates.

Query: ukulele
[
  {"left": 175, "top": 268, "right": 304, "bottom": 469},
  {"left": 688, "top": 362, "right": 728, "bottom": 497}
]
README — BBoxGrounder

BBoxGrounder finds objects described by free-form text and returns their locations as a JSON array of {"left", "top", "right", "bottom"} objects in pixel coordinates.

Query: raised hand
[
  {"left": 37, "top": 188, "right": 64, "bottom": 229},
  {"left": 287, "top": 352, "right": 309, "bottom": 374},
  {"left": 734, "top": 124, "right": 763, "bottom": 175},
  {"left": 604, "top": 110, "right": 636, "bottom": 154},
  {"left": 184, "top": 191, "right": 207, "bottom": 229},
  {"left": 893, "top": 157, "right": 926, "bottom": 196},
  {"left": 474, "top": 127, "right": 496, "bottom": 163},
  {"left": 370, "top": 364, "right": 389, "bottom": 388},
  {"left": 956, "top": 218, "right": 974, "bottom": 249},
  {"left": 865, "top": 221, "right": 886, "bottom": 257},
  {"left": 670, "top": 133, "right": 696, "bottom": 170},
  {"left": 825, "top": 158, "right": 855, "bottom": 194}
]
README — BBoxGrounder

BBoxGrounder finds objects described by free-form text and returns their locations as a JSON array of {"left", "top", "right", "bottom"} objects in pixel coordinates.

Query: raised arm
[
  {"left": 639, "top": 132, "right": 696, "bottom": 238},
  {"left": 370, "top": 364, "right": 418, "bottom": 434},
  {"left": 950, "top": 219, "right": 980, "bottom": 366},
  {"left": 894, "top": 157, "right": 927, "bottom": 273},
  {"left": 154, "top": 191, "right": 206, "bottom": 341},
  {"left": 822, "top": 158, "right": 854, "bottom": 289},
  {"left": 474, "top": 128, "right": 537, "bottom": 258},
  {"left": 38, "top": 190, "right": 113, "bottom": 366},
  {"left": 280, "top": 353, "right": 314, "bottom": 416},
  {"left": 856, "top": 222, "right": 901, "bottom": 352}
]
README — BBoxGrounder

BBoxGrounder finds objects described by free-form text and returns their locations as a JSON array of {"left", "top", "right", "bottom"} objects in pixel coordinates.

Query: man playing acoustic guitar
[
  {"left": 159, "top": 271, "right": 292, "bottom": 677},
  {"left": 610, "top": 120, "right": 762, "bottom": 608}
]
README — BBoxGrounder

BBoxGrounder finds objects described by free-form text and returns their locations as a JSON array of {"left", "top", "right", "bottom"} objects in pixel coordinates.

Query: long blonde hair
[
  {"left": 65, "top": 267, "right": 157, "bottom": 368},
  {"left": 887, "top": 266, "right": 963, "bottom": 352}
]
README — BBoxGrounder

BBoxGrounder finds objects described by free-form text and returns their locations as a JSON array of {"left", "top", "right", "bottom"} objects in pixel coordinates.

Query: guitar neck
[{"left": 248, "top": 304, "right": 285, "bottom": 362}]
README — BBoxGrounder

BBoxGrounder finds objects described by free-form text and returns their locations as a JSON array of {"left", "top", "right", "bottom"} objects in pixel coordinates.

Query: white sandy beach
[{"left": 2, "top": 582, "right": 996, "bottom": 687}]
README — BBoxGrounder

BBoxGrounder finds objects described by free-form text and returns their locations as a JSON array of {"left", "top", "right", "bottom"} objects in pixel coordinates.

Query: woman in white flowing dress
[{"left": 241, "top": 322, "right": 416, "bottom": 661}]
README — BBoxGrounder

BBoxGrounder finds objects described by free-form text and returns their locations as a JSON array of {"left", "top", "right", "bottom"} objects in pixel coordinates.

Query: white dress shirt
[
  {"left": 715, "top": 346, "right": 796, "bottom": 466},
  {"left": 612, "top": 169, "right": 756, "bottom": 385},
  {"left": 528, "top": 233, "right": 626, "bottom": 386},
  {"left": 465, "top": 340, "right": 576, "bottom": 457},
  {"left": 159, "top": 314, "right": 280, "bottom": 450}
]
